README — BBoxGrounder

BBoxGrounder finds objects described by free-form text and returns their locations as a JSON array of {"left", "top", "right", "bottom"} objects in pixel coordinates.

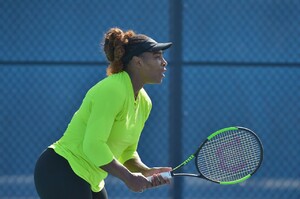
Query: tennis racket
[{"left": 148, "top": 126, "right": 263, "bottom": 185}]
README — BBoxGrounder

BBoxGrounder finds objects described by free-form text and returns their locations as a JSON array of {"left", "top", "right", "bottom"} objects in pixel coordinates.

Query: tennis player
[{"left": 34, "top": 27, "right": 172, "bottom": 199}]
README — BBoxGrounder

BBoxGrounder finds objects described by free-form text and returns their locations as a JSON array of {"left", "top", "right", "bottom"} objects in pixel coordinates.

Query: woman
[{"left": 34, "top": 27, "right": 173, "bottom": 199}]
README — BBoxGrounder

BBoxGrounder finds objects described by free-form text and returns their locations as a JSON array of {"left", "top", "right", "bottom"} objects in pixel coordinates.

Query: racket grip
[{"left": 146, "top": 172, "right": 172, "bottom": 182}]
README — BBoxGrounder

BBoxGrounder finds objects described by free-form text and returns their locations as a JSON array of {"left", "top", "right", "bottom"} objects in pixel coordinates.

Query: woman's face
[{"left": 138, "top": 50, "right": 168, "bottom": 84}]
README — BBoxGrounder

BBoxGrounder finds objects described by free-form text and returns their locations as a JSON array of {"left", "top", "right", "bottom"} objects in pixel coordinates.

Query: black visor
[{"left": 122, "top": 37, "right": 172, "bottom": 64}]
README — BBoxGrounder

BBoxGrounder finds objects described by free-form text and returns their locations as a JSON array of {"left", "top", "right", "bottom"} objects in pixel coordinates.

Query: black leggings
[{"left": 34, "top": 148, "right": 108, "bottom": 199}]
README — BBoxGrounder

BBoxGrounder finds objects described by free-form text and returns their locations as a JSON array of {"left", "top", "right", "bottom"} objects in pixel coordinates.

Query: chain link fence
[{"left": 1, "top": 0, "right": 299, "bottom": 199}]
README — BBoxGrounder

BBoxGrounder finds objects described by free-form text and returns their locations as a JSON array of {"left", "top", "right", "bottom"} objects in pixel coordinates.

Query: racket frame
[{"left": 169, "top": 126, "right": 263, "bottom": 185}]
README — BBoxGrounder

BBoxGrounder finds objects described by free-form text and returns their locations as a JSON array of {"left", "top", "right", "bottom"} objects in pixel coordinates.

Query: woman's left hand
[{"left": 143, "top": 167, "right": 172, "bottom": 187}]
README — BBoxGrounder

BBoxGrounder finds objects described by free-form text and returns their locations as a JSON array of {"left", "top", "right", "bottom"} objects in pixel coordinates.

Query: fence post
[{"left": 169, "top": 0, "right": 183, "bottom": 199}]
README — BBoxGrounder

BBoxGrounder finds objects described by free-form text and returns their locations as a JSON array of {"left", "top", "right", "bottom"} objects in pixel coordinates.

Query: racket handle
[{"left": 147, "top": 172, "right": 172, "bottom": 182}]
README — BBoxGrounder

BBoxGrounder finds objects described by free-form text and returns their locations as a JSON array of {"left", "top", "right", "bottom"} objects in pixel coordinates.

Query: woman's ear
[{"left": 132, "top": 56, "right": 142, "bottom": 67}]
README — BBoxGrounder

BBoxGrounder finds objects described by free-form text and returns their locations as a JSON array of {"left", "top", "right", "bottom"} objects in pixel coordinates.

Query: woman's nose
[{"left": 162, "top": 58, "right": 168, "bottom": 67}]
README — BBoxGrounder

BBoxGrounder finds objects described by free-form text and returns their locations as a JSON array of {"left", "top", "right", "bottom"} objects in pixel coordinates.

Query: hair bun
[{"left": 103, "top": 28, "right": 136, "bottom": 75}]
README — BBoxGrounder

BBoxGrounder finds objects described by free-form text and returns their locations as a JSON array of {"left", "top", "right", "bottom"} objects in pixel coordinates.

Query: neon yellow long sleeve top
[{"left": 50, "top": 71, "right": 152, "bottom": 192}]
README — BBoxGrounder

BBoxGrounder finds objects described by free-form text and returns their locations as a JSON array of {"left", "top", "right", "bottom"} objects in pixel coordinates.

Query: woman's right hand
[
  {"left": 100, "top": 159, "right": 152, "bottom": 192},
  {"left": 124, "top": 172, "right": 152, "bottom": 192}
]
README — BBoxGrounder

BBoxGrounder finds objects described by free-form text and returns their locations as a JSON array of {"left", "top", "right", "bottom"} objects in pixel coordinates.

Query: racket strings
[
  {"left": 209, "top": 130, "right": 260, "bottom": 180},
  {"left": 197, "top": 129, "right": 262, "bottom": 182}
]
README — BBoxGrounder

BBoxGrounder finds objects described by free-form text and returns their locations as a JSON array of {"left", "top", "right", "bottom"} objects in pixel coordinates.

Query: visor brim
[{"left": 148, "top": 42, "right": 172, "bottom": 52}]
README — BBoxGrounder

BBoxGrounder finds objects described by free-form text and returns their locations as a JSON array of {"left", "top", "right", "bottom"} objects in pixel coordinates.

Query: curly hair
[{"left": 103, "top": 28, "right": 136, "bottom": 76}]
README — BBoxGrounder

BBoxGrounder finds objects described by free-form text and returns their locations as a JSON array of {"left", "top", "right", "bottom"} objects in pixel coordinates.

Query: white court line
[
  {"left": 184, "top": 177, "right": 300, "bottom": 190},
  {"left": 0, "top": 175, "right": 299, "bottom": 190},
  {"left": 0, "top": 175, "right": 33, "bottom": 185}
]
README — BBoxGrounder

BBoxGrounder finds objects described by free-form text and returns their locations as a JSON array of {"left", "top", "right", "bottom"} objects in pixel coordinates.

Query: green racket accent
[
  {"left": 207, "top": 127, "right": 238, "bottom": 140},
  {"left": 173, "top": 154, "right": 195, "bottom": 171},
  {"left": 220, "top": 174, "right": 251, "bottom": 185}
]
